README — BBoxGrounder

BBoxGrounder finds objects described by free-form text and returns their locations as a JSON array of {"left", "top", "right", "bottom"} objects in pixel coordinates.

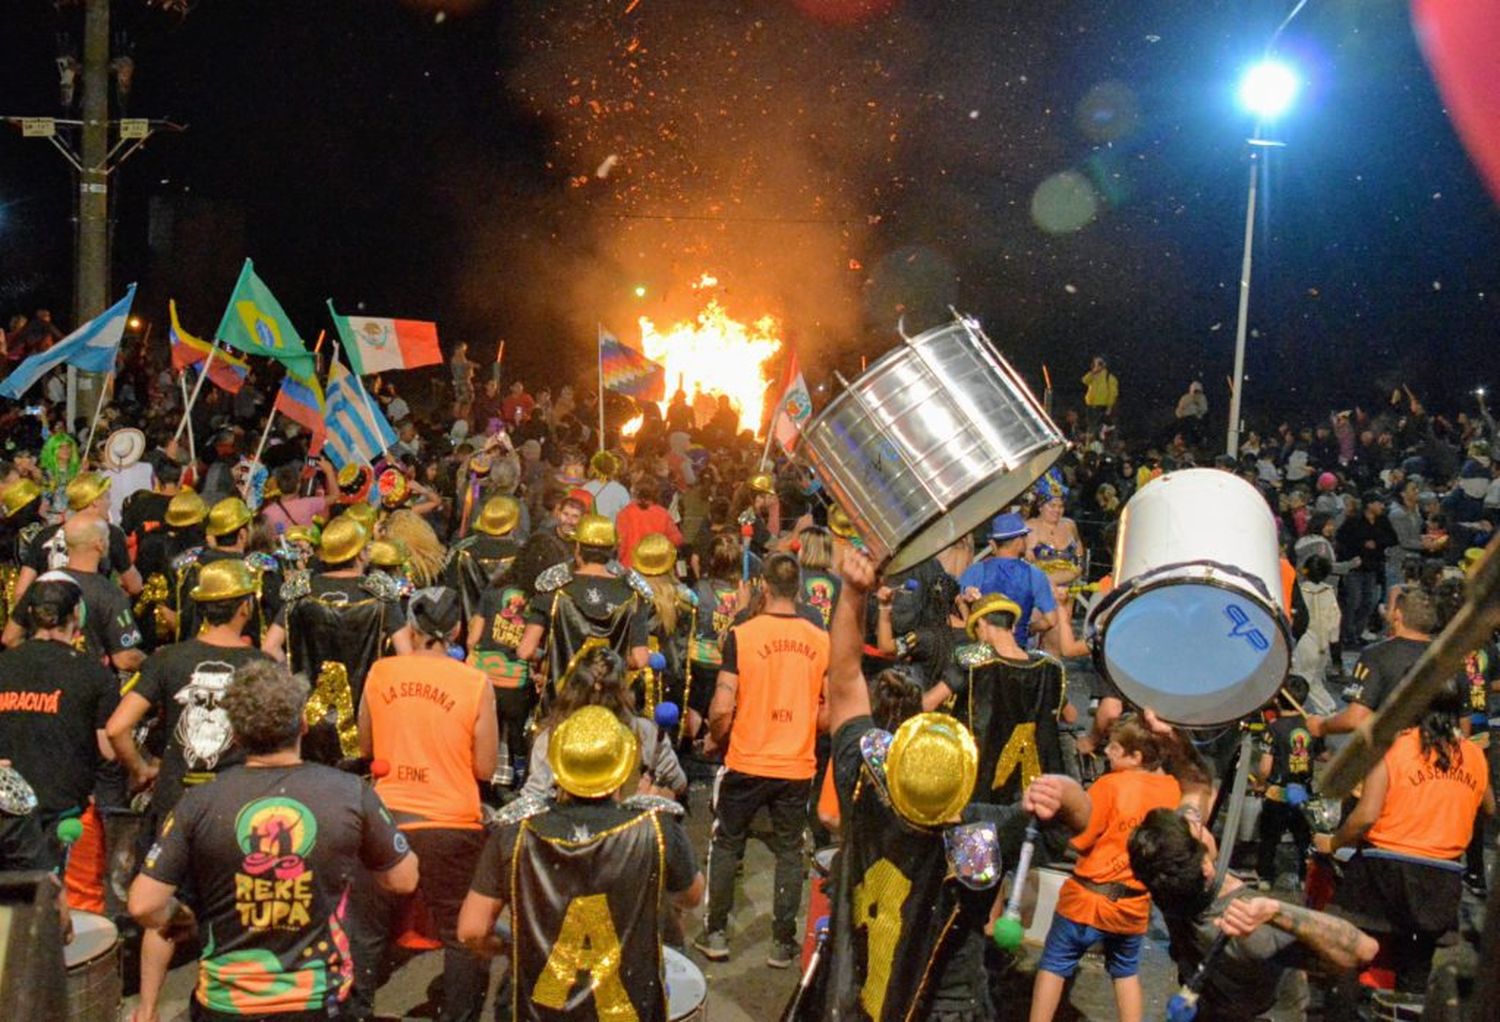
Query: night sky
[{"left": 2, "top": 0, "right": 1496, "bottom": 431}]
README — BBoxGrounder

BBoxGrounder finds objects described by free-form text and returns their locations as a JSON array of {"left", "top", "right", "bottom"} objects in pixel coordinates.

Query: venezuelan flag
[
  {"left": 600, "top": 329, "right": 665, "bottom": 401},
  {"left": 272, "top": 365, "right": 328, "bottom": 455},
  {"left": 169, "top": 300, "right": 249, "bottom": 394}
]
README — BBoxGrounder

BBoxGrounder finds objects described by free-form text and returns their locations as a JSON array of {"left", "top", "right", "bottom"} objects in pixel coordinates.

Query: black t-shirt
[
  {"left": 12, "top": 566, "right": 142, "bottom": 662},
  {"left": 470, "top": 800, "right": 697, "bottom": 899},
  {"left": 525, "top": 575, "right": 650, "bottom": 648},
  {"left": 25, "top": 521, "right": 132, "bottom": 577},
  {"left": 1260, "top": 714, "right": 1321, "bottom": 787},
  {"left": 474, "top": 582, "right": 531, "bottom": 655},
  {"left": 0, "top": 639, "right": 120, "bottom": 813},
  {"left": 141, "top": 762, "right": 410, "bottom": 1016},
  {"left": 130, "top": 639, "right": 271, "bottom": 815},
  {"left": 1350, "top": 637, "right": 1430, "bottom": 712}
]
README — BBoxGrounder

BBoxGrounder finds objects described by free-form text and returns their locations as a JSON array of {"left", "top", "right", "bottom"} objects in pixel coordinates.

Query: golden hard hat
[
  {"left": 0, "top": 479, "right": 42, "bottom": 519},
  {"left": 475, "top": 495, "right": 520, "bottom": 537},
  {"left": 342, "top": 502, "right": 377, "bottom": 533},
  {"left": 320, "top": 516, "right": 369, "bottom": 565},
  {"left": 336, "top": 463, "right": 363, "bottom": 490},
  {"left": 368, "top": 538, "right": 408, "bottom": 569},
  {"left": 548, "top": 706, "right": 639, "bottom": 800},
  {"left": 573, "top": 513, "right": 617, "bottom": 550},
  {"left": 377, "top": 469, "right": 409, "bottom": 510},
  {"left": 188, "top": 558, "right": 258, "bottom": 602},
  {"left": 827, "top": 504, "right": 859, "bottom": 540},
  {"left": 164, "top": 490, "right": 208, "bottom": 528},
  {"left": 632, "top": 533, "right": 676, "bottom": 577},
  {"left": 65, "top": 473, "right": 111, "bottom": 512},
  {"left": 589, "top": 451, "right": 620, "bottom": 479},
  {"left": 205, "top": 497, "right": 252, "bottom": 538},
  {"left": 748, "top": 473, "right": 775, "bottom": 495},
  {"left": 966, "top": 592, "right": 1023, "bottom": 640},
  {"left": 284, "top": 524, "right": 321, "bottom": 547},
  {"left": 884, "top": 712, "right": 978, "bottom": 827}
]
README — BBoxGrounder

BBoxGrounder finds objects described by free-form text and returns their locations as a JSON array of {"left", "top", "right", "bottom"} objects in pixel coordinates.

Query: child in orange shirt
[{"left": 1023, "top": 714, "right": 1182, "bottom": 1022}]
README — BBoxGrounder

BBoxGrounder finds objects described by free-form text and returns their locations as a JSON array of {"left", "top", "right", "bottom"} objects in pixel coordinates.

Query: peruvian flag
[
  {"left": 771, "top": 348, "right": 813, "bottom": 452},
  {"left": 329, "top": 301, "right": 442, "bottom": 375}
]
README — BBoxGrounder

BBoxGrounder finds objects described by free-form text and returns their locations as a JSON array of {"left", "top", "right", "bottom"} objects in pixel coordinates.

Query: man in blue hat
[{"left": 958, "top": 511, "right": 1068, "bottom": 651}]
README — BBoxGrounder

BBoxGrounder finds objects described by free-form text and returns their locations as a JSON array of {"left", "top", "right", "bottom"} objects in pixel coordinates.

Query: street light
[{"left": 1225, "top": 58, "right": 1300, "bottom": 458}]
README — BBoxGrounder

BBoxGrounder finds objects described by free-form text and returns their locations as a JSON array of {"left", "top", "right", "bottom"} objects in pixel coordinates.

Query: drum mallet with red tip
[
  {"left": 369, "top": 759, "right": 391, "bottom": 781},
  {"left": 992, "top": 817, "right": 1040, "bottom": 951}
]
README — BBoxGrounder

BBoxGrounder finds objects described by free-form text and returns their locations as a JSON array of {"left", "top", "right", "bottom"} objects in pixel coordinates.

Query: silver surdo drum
[
  {"left": 801, "top": 315, "right": 1065, "bottom": 574},
  {"left": 1087, "top": 469, "right": 1291, "bottom": 727}
]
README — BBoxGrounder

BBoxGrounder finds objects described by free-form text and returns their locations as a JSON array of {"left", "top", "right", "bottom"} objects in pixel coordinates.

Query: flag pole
[
  {"left": 172, "top": 342, "right": 219, "bottom": 444},
  {"left": 492, "top": 339, "right": 505, "bottom": 387},
  {"left": 597, "top": 324, "right": 606, "bottom": 454},
  {"left": 80, "top": 372, "right": 113, "bottom": 468},
  {"left": 178, "top": 373, "right": 197, "bottom": 466},
  {"left": 759, "top": 412, "right": 777, "bottom": 470},
  {"left": 251, "top": 403, "right": 280, "bottom": 468}
]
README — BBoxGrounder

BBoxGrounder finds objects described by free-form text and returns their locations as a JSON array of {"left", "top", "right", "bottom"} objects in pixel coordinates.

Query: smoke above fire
[{"left": 456, "top": 0, "right": 932, "bottom": 385}]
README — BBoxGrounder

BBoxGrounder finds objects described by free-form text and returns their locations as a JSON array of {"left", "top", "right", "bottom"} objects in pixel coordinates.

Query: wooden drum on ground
[
  {"left": 800, "top": 314, "right": 1064, "bottom": 574},
  {"left": 63, "top": 910, "right": 121, "bottom": 1022}
]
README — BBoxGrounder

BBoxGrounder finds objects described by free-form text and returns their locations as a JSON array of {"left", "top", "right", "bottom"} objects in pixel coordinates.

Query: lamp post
[{"left": 1226, "top": 59, "right": 1299, "bottom": 459}]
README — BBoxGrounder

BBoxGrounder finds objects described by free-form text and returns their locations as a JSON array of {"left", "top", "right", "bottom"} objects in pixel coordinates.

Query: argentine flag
[
  {"left": 0, "top": 284, "right": 137, "bottom": 399},
  {"left": 322, "top": 360, "right": 397, "bottom": 470}
]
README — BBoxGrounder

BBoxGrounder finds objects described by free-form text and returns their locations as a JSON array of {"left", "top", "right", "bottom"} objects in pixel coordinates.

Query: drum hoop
[
  {"left": 1087, "top": 558, "right": 1282, "bottom": 632},
  {"left": 1088, "top": 564, "right": 1291, "bottom": 726}
]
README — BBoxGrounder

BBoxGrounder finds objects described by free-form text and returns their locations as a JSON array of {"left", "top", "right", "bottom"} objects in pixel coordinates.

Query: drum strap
[
  {"left": 1075, "top": 878, "right": 1148, "bottom": 902},
  {"left": 1211, "top": 732, "right": 1256, "bottom": 895}
]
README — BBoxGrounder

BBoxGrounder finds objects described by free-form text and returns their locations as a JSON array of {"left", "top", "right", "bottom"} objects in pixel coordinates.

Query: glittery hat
[
  {"left": 320, "top": 516, "right": 370, "bottom": 565},
  {"left": 548, "top": 705, "right": 639, "bottom": 799},
  {"left": 884, "top": 712, "right": 977, "bottom": 827},
  {"left": 165, "top": 490, "right": 208, "bottom": 527},
  {"left": 189, "top": 558, "right": 258, "bottom": 602},
  {"left": 65, "top": 472, "right": 111, "bottom": 512},
  {"left": 475, "top": 496, "right": 520, "bottom": 537},
  {"left": 0, "top": 479, "right": 42, "bottom": 519},
  {"left": 631, "top": 533, "right": 676, "bottom": 577},
  {"left": 205, "top": 497, "right": 253, "bottom": 538},
  {"left": 573, "top": 513, "right": 617, "bottom": 550},
  {"left": 965, "top": 592, "right": 1023, "bottom": 640}
]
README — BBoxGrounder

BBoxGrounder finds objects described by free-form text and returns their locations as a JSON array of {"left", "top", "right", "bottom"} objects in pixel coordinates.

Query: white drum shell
[
  {"left": 663, "top": 945, "right": 707, "bottom": 1020},
  {"left": 801, "top": 316, "right": 1064, "bottom": 575},
  {"left": 1112, "top": 469, "right": 1284, "bottom": 608},
  {"left": 1089, "top": 469, "right": 1291, "bottom": 726}
]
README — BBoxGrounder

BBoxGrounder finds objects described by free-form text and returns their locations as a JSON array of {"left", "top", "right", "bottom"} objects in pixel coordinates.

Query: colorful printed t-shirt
[{"left": 142, "top": 762, "right": 410, "bottom": 1018}]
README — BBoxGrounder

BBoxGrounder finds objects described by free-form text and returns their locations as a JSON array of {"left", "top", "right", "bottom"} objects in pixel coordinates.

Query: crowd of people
[{"left": 0, "top": 329, "right": 1495, "bottom": 1021}]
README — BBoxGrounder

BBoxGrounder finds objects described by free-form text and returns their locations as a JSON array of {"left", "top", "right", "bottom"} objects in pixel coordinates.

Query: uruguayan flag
[
  {"left": 322, "top": 360, "right": 396, "bottom": 470},
  {"left": 0, "top": 284, "right": 137, "bottom": 399}
]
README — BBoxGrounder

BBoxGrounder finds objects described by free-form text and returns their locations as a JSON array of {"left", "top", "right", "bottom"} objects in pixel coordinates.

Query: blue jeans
[
  {"left": 1036, "top": 913, "right": 1144, "bottom": 980},
  {"left": 1341, "top": 571, "right": 1379, "bottom": 644}
]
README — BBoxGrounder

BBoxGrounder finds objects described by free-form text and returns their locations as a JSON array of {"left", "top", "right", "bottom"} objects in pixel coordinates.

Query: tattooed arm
[
  {"left": 707, "top": 670, "right": 738, "bottom": 748},
  {"left": 1218, "top": 896, "right": 1379, "bottom": 973}
]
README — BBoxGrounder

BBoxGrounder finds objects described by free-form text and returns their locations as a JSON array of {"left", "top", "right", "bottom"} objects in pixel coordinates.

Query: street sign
[
  {"left": 21, "top": 118, "right": 56, "bottom": 137},
  {"left": 119, "top": 119, "right": 149, "bottom": 139}
]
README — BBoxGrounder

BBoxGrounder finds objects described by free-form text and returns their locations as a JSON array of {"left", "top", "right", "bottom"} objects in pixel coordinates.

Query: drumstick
[
  {"left": 369, "top": 759, "right": 390, "bottom": 782},
  {"left": 992, "top": 818, "right": 1040, "bottom": 950},
  {"left": 778, "top": 916, "right": 830, "bottom": 1022},
  {"left": 1165, "top": 931, "right": 1231, "bottom": 1022},
  {"left": 55, "top": 817, "right": 84, "bottom": 878},
  {"left": 1278, "top": 686, "right": 1310, "bottom": 719}
]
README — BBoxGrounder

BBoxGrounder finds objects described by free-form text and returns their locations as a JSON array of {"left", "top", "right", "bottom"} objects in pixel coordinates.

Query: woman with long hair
[
  {"left": 520, "top": 645, "right": 687, "bottom": 801},
  {"left": 631, "top": 532, "right": 695, "bottom": 728},
  {"left": 1025, "top": 469, "right": 1085, "bottom": 657},
  {"left": 1323, "top": 673, "right": 1494, "bottom": 994},
  {"left": 683, "top": 532, "right": 746, "bottom": 748},
  {"left": 380, "top": 509, "right": 448, "bottom": 588},
  {"left": 795, "top": 526, "right": 840, "bottom": 630}
]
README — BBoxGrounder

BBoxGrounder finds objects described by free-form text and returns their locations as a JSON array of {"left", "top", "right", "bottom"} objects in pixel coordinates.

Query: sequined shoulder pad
[
  {"left": 244, "top": 551, "right": 278, "bottom": 573},
  {"left": 171, "top": 547, "right": 202, "bottom": 573},
  {"left": 943, "top": 820, "right": 1000, "bottom": 890},
  {"left": 0, "top": 766, "right": 38, "bottom": 817},
  {"left": 859, "top": 727, "right": 894, "bottom": 790},
  {"left": 280, "top": 569, "right": 312, "bottom": 602},
  {"left": 955, "top": 642, "right": 999, "bottom": 669},
  {"left": 622, "top": 569, "right": 653, "bottom": 601},
  {"left": 621, "top": 793, "right": 686, "bottom": 818},
  {"left": 360, "top": 571, "right": 402, "bottom": 602},
  {"left": 534, "top": 562, "right": 572, "bottom": 593},
  {"left": 494, "top": 793, "right": 551, "bottom": 827},
  {"left": 17, "top": 523, "right": 43, "bottom": 548}
]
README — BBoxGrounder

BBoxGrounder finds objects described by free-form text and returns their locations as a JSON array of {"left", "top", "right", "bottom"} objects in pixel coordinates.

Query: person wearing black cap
[
  {"left": 354, "top": 586, "right": 498, "bottom": 1022},
  {"left": 0, "top": 576, "right": 120, "bottom": 850}
]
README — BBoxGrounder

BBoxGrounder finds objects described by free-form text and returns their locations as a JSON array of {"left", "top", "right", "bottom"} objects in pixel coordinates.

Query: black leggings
[{"left": 493, "top": 687, "right": 535, "bottom": 762}]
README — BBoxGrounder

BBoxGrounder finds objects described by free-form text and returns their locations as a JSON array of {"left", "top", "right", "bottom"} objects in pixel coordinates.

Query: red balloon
[{"left": 1413, "top": 0, "right": 1500, "bottom": 202}]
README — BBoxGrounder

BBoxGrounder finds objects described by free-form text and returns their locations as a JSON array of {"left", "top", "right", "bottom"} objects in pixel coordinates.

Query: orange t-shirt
[
  {"left": 1055, "top": 770, "right": 1181, "bottom": 934},
  {"left": 1366, "top": 729, "right": 1488, "bottom": 861},
  {"left": 365, "top": 655, "right": 488, "bottom": 830},
  {"left": 723, "top": 612, "right": 828, "bottom": 781}
]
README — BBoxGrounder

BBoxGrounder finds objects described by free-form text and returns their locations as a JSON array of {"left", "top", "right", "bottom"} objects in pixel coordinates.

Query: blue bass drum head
[{"left": 1097, "top": 582, "right": 1289, "bottom": 726}]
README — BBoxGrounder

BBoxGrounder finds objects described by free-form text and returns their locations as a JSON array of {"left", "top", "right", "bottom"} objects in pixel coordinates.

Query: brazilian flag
[{"left": 215, "top": 258, "right": 317, "bottom": 380}]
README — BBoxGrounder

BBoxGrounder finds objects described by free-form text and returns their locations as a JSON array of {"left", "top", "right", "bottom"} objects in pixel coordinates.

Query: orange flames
[{"left": 621, "top": 278, "right": 783, "bottom": 438}]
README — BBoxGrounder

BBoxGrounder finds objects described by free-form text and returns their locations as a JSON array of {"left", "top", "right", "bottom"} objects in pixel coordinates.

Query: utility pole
[
  {"left": 3, "top": 0, "right": 185, "bottom": 427},
  {"left": 73, "top": 0, "right": 112, "bottom": 427}
]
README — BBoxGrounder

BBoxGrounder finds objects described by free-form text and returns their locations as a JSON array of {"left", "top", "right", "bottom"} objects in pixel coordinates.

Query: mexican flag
[{"left": 328, "top": 301, "right": 442, "bottom": 375}]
